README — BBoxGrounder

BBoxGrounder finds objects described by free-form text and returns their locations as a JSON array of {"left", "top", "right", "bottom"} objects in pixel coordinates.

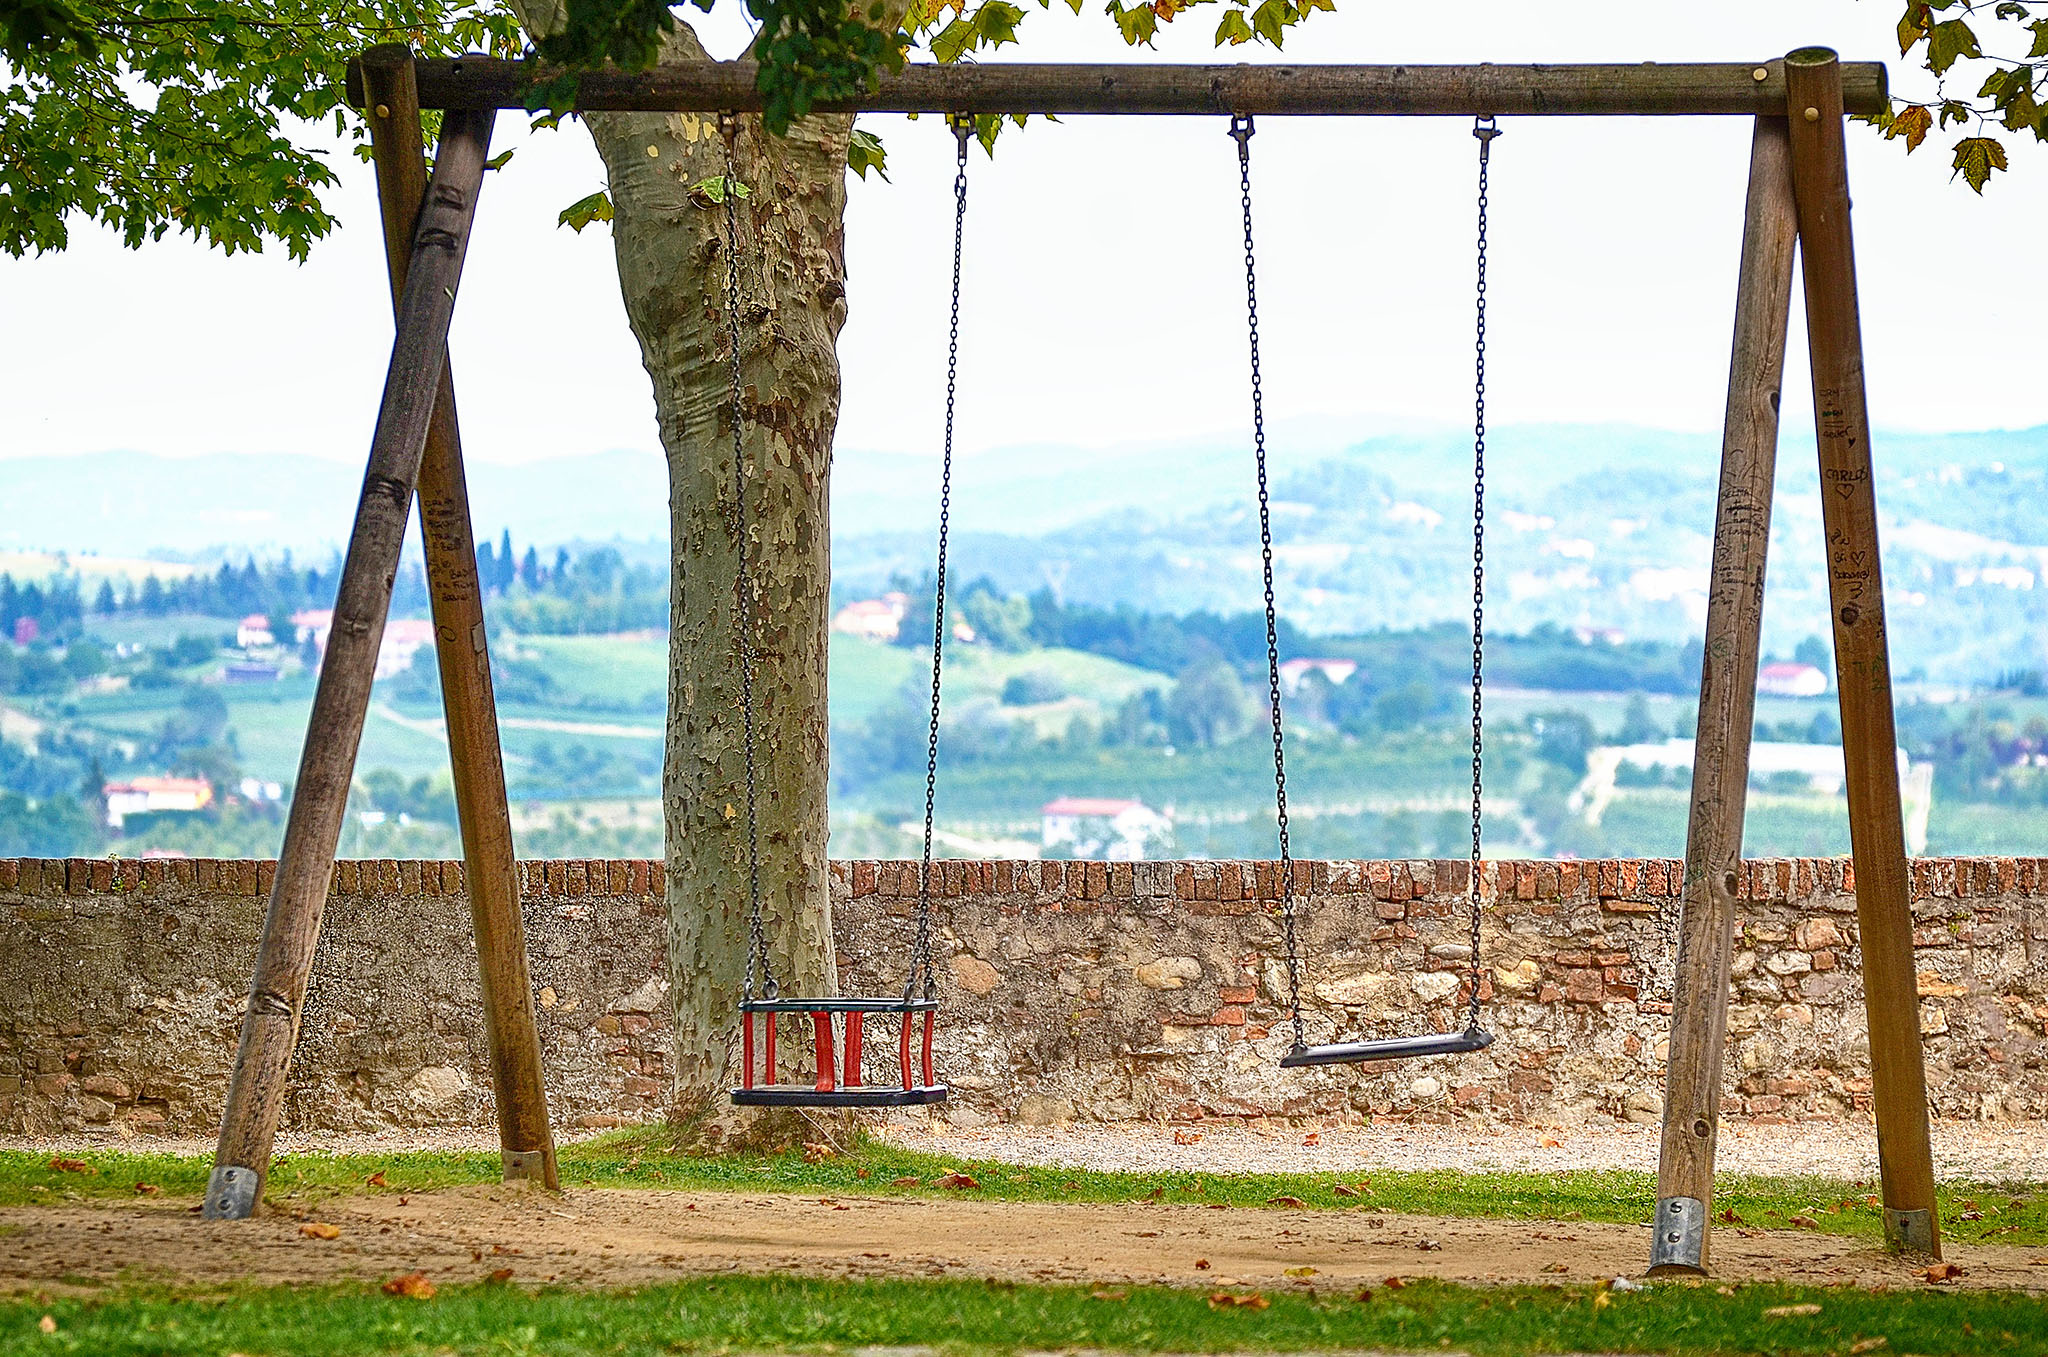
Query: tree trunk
[{"left": 577, "top": 27, "right": 854, "bottom": 1119}]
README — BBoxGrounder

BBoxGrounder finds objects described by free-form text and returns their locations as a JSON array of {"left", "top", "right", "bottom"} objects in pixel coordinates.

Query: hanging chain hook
[
  {"left": 1230, "top": 113, "right": 1304, "bottom": 1054},
  {"left": 720, "top": 109, "right": 773, "bottom": 1005},
  {"left": 1465, "top": 113, "right": 1496, "bottom": 1030},
  {"left": 908, "top": 113, "right": 972, "bottom": 1003}
]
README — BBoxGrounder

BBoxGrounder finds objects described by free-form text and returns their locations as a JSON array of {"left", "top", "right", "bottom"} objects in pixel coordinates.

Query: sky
[{"left": 2, "top": 1, "right": 2044, "bottom": 474}]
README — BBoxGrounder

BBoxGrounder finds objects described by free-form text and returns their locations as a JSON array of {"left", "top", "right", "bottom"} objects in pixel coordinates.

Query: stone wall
[{"left": 3, "top": 855, "right": 2045, "bottom": 1136}]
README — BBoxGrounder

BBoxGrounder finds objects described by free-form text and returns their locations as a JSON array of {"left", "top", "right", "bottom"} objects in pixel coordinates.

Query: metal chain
[
  {"left": 721, "top": 112, "right": 774, "bottom": 1003},
  {"left": 907, "top": 114, "right": 973, "bottom": 1002},
  {"left": 1466, "top": 116, "right": 1499, "bottom": 1028},
  {"left": 1232, "top": 115, "right": 1306, "bottom": 1053}
]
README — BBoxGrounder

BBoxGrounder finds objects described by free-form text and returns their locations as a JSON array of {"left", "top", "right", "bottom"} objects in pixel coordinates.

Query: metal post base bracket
[
  {"left": 1646, "top": 1195, "right": 1708, "bottom": 1274},
  {"left": 501, "top": 1148, "right": 553, "bottom": 1184},
  {"left": 1886, "top": 1207, "right": 1938, "bottom": 1256},
  {"left": 202, "top": 1165, "right": 261, "bottom": 1220}
]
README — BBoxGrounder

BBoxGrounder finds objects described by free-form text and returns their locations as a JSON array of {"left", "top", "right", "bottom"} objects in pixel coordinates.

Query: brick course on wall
[{"left": 2, "top": 855, "right": 2044, "bottom": 1137}]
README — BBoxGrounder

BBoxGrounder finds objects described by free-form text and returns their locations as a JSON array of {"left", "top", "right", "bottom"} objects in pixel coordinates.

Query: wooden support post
[
  {"left": 1784, "top": 46, "right": 1940, "bottom": 1258},
  {"left": 358, "top": 44, "right": 558, "bottom": 1192},
  {"left": 203, "top": 106, "right": 498, "bottom": 1220},
  {"left": 1648, "top": 116, "right": 1799, "bottom": 1276}
]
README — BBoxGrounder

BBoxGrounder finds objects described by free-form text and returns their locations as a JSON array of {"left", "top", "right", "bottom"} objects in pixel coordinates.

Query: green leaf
[
  {"left": 1898, "top": 2, "right": 1931, "bottom": 56},
  {"left": 1950, "top": 134, "right": 2008, "bottom": 192},
  {"left": 1250, "top": 0, "right": 1288, "bottom": 48},
  {"left": 848, "top": 127, "right": 891, "bottom": 180},
  {"left": 556, "top": 190, "right": 614, "bottom": 233},
  {"left": 976, "top": 0, "right": 1026, "bottom": 46},
  {"left": 1107, "top": 0, "right": 1159, "bottom": 46},
  {"left": 2030, "top": 18, "right": 2048, "bottom": 59},
  {"left": 690, "top": 175, "right": 753, "bottom": 205},
  {"left": 930, "top": 15, "right": 976, "bottom": 62},
  {"left": 1926, "top": 18, "right": 1981, "bottom": 75},
  {"left": 1214, "top": 8, "right": 1254, "bottom": 45},
  {"left": 484, "top": 149, "right": 516, "bottom": 172}
]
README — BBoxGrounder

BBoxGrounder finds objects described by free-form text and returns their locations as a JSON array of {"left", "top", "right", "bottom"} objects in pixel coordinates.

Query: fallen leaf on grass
[
  {"left": 933, "top": 1172, "right": 979, "bottom": 1190},
  {"left": 892, "top": 1175, "right": 921, "bottom": 1187},
  {"left": 1789, "top": 1215, "right": 1820, "bottom": 1229},
  {"left": 1194, "top": 1259, "right": 1211, "bottom": 1269},
  {"left": 1284, "top": 1266, "right": 1318, "bottom": 1277},
  {"left": 38, "top": 1317, "right": 56, "bottom": 1334},
  {"left": 1763, "top": 1303, "right": 1822, "bottom": 1318},
  {"left": 1382, "top": 1276, "right": 1407, "bottom": 1290},
  {"left": 486, "top": 1268, "right": 515, "bottom": 1284},
  {"left": 1717, "top": 1208, "right": 1743, "bottom": 1224},
  {"left": 856, "top": 1168, "right": 870, "bottom": 1180},
  {"left": 1267, "top": 1196, "right": 1305, "bottom": 1208},
  {"left": 1353, "top": 1288, "right": 1373, "bottom": 1303},
  {"left": 1207, "top": 1292, "right": 1269, "bottom": 1309},
  {"left": 298, "top": 1222, "right": 342, "bottom": 1240},
  {"left": 1173, "top": 1130, "right": 1203, "bottom": 1146},
  {"left": 1333, "top": 1181, "right": 1371, "bottom": 1197},
  {"left": 381, "top": 1272, "right": 435, "bottom": 1300},
  {"left": 1849, "top": 1339, "right": 1889, "bottom": 1353},
  {"left": 1921, "top": 1262, "right": 1964, "bottom": 1284},
  {"left": 133, "top": 1182, "right": 160, "bottom": 1196},
  {"left": 801, "top": 1141, "right": 836, "bottom": 1164},
  {"left": 365, "top": 1172, "right": 386, "bottom": 1189},
  {"left": 1592, "top": 1291, "right": 1611, "bottom": 1311},
  {"left": 46, "top": 1158, "right": 93, "bottom": 1174},
  {"left": 1090, "top": 1289, "right": 1129, "bottom": 1302}
]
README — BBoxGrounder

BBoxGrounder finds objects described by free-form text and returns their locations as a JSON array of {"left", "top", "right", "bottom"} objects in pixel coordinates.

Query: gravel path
[
  {"left": 9, "top": 1118, "right": 2046, "bottom": 1183},
  {"left": 883, "top": 1119, "right": 2048, "bottom": 1184}
]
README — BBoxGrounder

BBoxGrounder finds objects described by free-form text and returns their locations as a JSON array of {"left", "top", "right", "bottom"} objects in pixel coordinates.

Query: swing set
[{"left": 207, "top": 43, "right": 1939, "bottom": 1276}]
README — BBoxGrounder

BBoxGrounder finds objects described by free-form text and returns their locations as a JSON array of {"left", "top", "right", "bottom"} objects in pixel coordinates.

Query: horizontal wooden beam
[{"left": 347, "top": 54, "right": 1887, "bottom": 118}]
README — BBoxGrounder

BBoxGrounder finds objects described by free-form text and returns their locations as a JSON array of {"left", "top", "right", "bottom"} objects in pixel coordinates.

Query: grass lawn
[
  {"left": 7, "top": 1133, "right": 2043, "bottom": 1252},
  {"left": 11, "top": 1272, "right": 2046, "bottom": 1357}
]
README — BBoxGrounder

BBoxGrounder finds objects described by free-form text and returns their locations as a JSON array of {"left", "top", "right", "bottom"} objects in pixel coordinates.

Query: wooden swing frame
[{"left": 205, "top": 42, "right": 1938, "bottom": 1274}]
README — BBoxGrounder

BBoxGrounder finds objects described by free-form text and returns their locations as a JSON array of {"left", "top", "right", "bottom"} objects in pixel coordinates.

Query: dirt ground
[{"left": 4, "top": 1187, "right": 2044, "bottom": 1296}]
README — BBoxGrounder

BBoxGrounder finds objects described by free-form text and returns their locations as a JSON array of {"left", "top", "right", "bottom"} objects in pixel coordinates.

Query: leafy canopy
[{"left": 5, "top": 0, "right": 2044, "bottom": 263}]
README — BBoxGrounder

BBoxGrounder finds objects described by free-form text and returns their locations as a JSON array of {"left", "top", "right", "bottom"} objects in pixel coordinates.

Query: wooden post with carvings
[
  {"left": 204, "top": 106, "right": 499, "bottom": 1220},
  {"left": 1784, "top": 46, "right": 1941, "bottom": 1257},
  {"left": 1647, "top": 115, "right": 1800, "bottom": 1276},
  {"left": 358, "top": 44, "right": 559, "bottom": 1191}
]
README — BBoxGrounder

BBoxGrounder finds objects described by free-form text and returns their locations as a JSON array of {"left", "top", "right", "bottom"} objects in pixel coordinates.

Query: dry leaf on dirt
[
  {"left": 1284, "top": 1266, "right": 1318, "bottom": 1277},
  {"left": 1789, "top": 1215, "right": 1820, "bottom": 1229},
  {"left": 1849, "top": 1339, "right": 1888, "bottom": 1354},
  {"left": 1173, "top": 1130, "right": 1203, "bottom": 1146},
  {"left": 933, "top": 1172, "right": 980, "bottom": 1190},
  {"left": 891, "top": 1175, "right": 921, "bottom": 1187},
  {"left": 1921, "top": 1262, "right": 1964, "bottom": 1284},
  {"left": 1418, "top": 1240, "right": 1443, "bottom": 1251},
  {"left": 298, "top": 1223, "right": 342, "bottom": 1241},
  {"left": 1194, "top": 1258, "right": 1211, "bottom": 1269},
  {"left": 1541, "top": 1262, "right": 1569, "bottom": 1274},
  {"left": 1301, "top": 1132, "right": 1320, "bottom": 1146},
  {"left": 1207, "top": 1292, "right": 1269, "bottom": 1309},
  {"left": 46, "top": 1158, "right": 93, "bottom": 1174},
  {"left": 1090, "top": 1289, "right": 1129, "bottom": 1302},
  {"left": 1762, "top": 1303, "right": 1822, "bottom": 1318},
  {"left": 133, "top": 1182, "right": 160, "bottom": 1196},
  {"left": 1267, "top": 1195, "right": 1305, "bottom": 1208},
  {"left": 1540, "top": 1137, "right": 1563, "bottom": 1148},
  {"left": 381, "top": 1271, "right": 436, "bottom": 1300}
]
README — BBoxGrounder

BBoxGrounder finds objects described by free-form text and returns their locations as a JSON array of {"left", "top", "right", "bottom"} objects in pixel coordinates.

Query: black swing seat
[
  {"left": 730, "top": 996, "right": 949, "bottom": 1108},
  {"left": 1280, "top": 1023, "right": 1494, "bottom": 1068}
]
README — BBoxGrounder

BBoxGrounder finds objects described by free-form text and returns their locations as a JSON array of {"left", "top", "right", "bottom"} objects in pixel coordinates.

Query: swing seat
[
  {"left": 1281, "top": 1023, "right": 1494, "bottom": 1067},
  {"left": 730, "top": 996, "right": 949, "bottom": 1108}
]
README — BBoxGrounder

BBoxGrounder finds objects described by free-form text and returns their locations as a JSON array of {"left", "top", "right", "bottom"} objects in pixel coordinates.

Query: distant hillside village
[{"left": 3, "top": 542, "right": 2044, "bottom": 862}]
